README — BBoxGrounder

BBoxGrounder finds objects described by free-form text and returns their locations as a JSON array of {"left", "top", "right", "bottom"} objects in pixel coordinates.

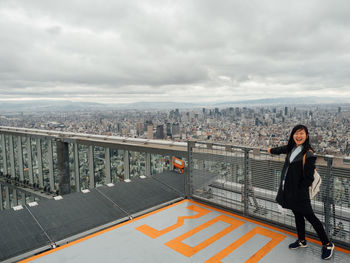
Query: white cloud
[{"left": 1, "top": 0, "right": 350, "bottom": 104}]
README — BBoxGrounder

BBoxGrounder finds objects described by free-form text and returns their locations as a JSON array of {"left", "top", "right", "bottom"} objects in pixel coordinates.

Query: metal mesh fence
[
  {"left": 2, "top": 128, "right": 349, "bottom": 248},
  {"left": 328, "top": 158, "right": 350, "bottom": 245},
  {"left": 188, "top": 141, "right": 350, "bottom": 248},
  {"left": 190, "top": 143, "right": 246, "bottom": 213}
]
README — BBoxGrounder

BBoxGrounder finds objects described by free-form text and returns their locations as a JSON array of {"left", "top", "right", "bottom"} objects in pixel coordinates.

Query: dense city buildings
[{"left": 0, "top": 104, "right": 349, "bottom": 156}]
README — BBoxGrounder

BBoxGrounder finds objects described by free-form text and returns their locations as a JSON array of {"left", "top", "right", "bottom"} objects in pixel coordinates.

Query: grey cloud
[
  {"left": 1, "top": 0, "right": 350, "bottom": 103},
  {"left": 46, "top": 25, "right": 62, "bottom": 35}
]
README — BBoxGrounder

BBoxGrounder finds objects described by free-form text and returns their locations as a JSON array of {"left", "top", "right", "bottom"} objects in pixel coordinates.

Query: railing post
[
  {"left": 243, "top": 148, "right": 250, "bottom": 216},
  {"left": 20, "top": 192, "right": 26, "bottom": 206},
  {"left": 323, "top": 155, "right": 334, "bottom": 237},
  {"left": 27, "top": 138, "right": 34, "bottom": 186},
  {"left": 105, "top": 147, "right": 111, "bottom": 184},
  {"left": 36, "top": 138, "right": 44, "bottom": 188},
  {"left": 1, "top": 134, "right": 7, "bottom": 174},
  {"left": 17, "top": 137, "right": 24, "bottom": 182},
  {"left": 88, "top": 145, "right": 94, "bottom": 189},
  {"left": 48, "top": 140, "right": 55, "bottom": 191},
  {"left": 124, "top": 150, "right": 130, "bottom": 182},
  {"left": 74, "top": 143, "right": 80, "bottom": 192},
  {"left": 5, "top": 186, "right": 10, "bottom": 209},
  {"left": 186, "top": 141, "right": 194, "bottom": 198},
  {"left": 13, "top": 189, "right": 18, "bottom": 206},
  {"left": 146, "top": 153, "right": 151, "bottom": 177},
  {"left": 169, "top": 156, "right": 174, "bottom": 171},
  {"left": 57, "top": 140, "right": 70, "bottom": 194},
  {"left": 9, "top": 135, "right": 15, "bottom": 178},
  {"left": 0, "top": 184, "right": 3, "bottom": 211}
]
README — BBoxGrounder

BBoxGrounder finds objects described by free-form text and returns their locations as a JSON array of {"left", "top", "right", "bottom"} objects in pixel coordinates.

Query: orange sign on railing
[{"left": 172, "top": 157, "right": 185, "bottom": 174}]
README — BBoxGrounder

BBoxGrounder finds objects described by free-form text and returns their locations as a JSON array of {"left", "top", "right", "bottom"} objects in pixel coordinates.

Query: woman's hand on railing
[{"left": 267, "top": 148, "right": 271, "bottom": 154}]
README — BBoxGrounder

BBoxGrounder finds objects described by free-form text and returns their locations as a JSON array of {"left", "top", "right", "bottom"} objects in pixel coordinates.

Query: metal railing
[
  {"left": 0, "top": 126, "right": 187, "bottom": 210},
  {"left": 1, "top": 126, "right": 350, "bottom": 249},
  {"left": 188, "top": 141, "right": 350, "bottom": 249}
]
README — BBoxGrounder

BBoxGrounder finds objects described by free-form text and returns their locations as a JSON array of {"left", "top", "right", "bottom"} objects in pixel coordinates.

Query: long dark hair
[{"left": 286, "top": 124, "right": 313, "bottom": 154}]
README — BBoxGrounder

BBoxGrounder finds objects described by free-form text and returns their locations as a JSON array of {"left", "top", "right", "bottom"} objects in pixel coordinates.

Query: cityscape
[{"left": 1, "top": 103, "right": 349, "bottom": 157}]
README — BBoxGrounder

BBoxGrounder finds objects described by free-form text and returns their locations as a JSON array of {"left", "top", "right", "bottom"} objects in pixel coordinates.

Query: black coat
[{"left": 270, "top": 145, "right": 316, "bottom": 214}]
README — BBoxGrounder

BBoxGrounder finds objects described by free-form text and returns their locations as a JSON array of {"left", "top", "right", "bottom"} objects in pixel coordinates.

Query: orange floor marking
[
  {"left": 165, "top": 214, "right": 245, "bottom": 257},
  {"left": 205, "top": 227, "right": 286, "bottom": 263},
  {"left": 19, "top": 200, "right": 190, "bottom": 263},
  {"left": 136, "top": 205, "right": 211, "bottom": 238},
  {"left": 18, "top": 199, "right": 350, "bottom": 263}
]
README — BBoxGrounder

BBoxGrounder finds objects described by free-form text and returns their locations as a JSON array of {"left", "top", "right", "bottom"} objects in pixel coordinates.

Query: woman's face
[{"left": 293, "top": 128, "right": 307, "bottom": 146}]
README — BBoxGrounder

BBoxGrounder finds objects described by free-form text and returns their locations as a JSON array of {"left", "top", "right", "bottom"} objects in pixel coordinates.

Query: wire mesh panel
[
  {"left": 190, "top": 142, "right": 246, "bottom": 213},
  {"left": 248, "top": 152, "right": 298, "bottom": 229},
  {"left": 328, "top": 157, "right": 350, "bottom": 245},
  {"left": 188, "top": 141, "right": 350, "bottom": 248}
]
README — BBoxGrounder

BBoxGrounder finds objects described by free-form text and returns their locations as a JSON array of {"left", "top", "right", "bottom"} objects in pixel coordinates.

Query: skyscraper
[
  {"left": 147, "top": 125, "right": 153, "bottom": 139},
  {"left": 172, "top": 123, "right": 180, "bottom": 136},
  {"left": 166, "top": 122, "right": 172, "bottom": 137},
  {"left": 136, "top": 122, "right": 144, "bottom": 136},
  {"left": 155, "top": 125, "right": 164, "bottom": 139}
]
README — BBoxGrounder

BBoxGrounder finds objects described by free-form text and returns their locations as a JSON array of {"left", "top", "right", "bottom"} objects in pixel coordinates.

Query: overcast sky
[{"left": 1, "top": 0, "right": 350, "bottom": 104}]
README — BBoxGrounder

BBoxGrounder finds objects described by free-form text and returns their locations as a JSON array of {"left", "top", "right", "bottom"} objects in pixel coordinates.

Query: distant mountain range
[{"left": 0, "top": 97, "right": 349, "bottom": 112}]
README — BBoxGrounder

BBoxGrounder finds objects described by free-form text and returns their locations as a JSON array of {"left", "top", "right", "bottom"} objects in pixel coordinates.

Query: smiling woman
[
  {"left": 267, "top": 124, "right": 334, "bottom": 260},
  {"left": 293, "top": 128, "right": 307, "bottom": 146}
]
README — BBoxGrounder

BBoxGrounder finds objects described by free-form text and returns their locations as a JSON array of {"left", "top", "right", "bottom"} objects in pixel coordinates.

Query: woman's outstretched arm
[{"left": 268, "top": 145, "right": 288, "bottom": 155}]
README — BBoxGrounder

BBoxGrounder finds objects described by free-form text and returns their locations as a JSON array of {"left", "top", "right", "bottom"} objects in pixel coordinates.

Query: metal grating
[
  {"left": 0, "top": 172, "right": 184, "bottom": 262},
  {"left": 27, "top": 189, "right": 128, "bottom": 242},
  {"left": 0, "top": 208, "right": 50, "bottom": 261},
  {"left": 98, "top": 176, "right": 182, "bottom": 215},
  {"left": 188, "top": 141, "right": 350, "bottom": 249}
]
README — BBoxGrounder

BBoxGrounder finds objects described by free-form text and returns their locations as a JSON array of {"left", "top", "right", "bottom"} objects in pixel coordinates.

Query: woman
[{"left": 267, "top": 124, "right": 334, "bottom": 260}]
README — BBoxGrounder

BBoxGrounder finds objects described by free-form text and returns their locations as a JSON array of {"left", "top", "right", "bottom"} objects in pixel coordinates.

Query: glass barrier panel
[
  {"left": 129, "top": 151, "right": 145, "bottom": 178},
  {"left": 52, "top": 141, "right": 58, "bottom": 191},
  {"left": 111, "top": 149, "right": 124, "bottom": 183},
  {"left": 0, "top": 138, "right": 2, "bottom": 173},
  {"left": 5, "top": 135, "right": 11, "bottom": 175},
  {"left": 13, "top": 136, "right": 19, "bottom": 178},
  {"left": 151, "top": 154, "right": 170, "bottom": 174},
  {"left": 0, "top": 184, "right": 4, "bottom": 210},
  {"left": 22, "top": 137, "right": 29, "bottom": 183},
  {"left": 68, "top": 143, "right": 76, "bottom": 192},
  {"left": 30, "top": 138, "right": 39, "bottom": 186},
  {"left": 41, "top": 140, "right": 50, "bottom": 189},
  {"left": 78, "top": 144, "right": 89, "bottom": 190},
  {"left": 94, "top": 146, "right": 105, "bottom": 187}
]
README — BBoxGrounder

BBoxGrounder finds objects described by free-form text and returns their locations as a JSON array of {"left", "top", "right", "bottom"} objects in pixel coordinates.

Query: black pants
[{"left": 292, "top": 210, "right": 329, "bottom": 245}]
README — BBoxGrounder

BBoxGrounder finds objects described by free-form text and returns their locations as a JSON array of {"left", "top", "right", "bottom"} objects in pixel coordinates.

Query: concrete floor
[{"left": 20, "top": 200, "right": 350, "bottom": 263}]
